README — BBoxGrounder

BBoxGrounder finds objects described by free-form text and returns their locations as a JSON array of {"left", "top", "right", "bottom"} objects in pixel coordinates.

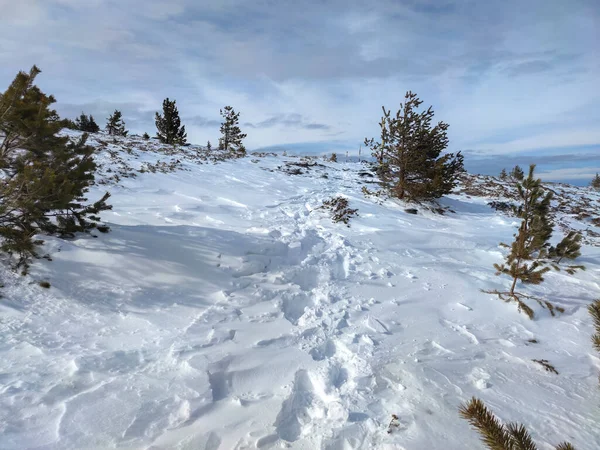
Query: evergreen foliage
[
  {"left": 590, "top": 173, "right": 600, "bottom": 190},
  {"left": 206, "top": 140, "right": 212, "bottom": 150},
  {"left": 459, "top": 397, "right": 576, "bottom": 450},
  {"left": 364, "top": 91, "right": 464, "bottom": 201},
  {"left": 329, "top": 153, "right": 338, "bottom": 162},
  {"left": 61, "top": 118, "right": 78, "bottom": 130},
  {"left": 142, "top": 132, "right": 150, "bottom": 140},
  {"left": 548, "top": 231, "right": 584, "bottom": 274},
  {"left": 500, "top": 168, "right": 508, "bottom": 180},
  {"left": 218, "top": 106, "right": 247, "bottom": 157},
  {"left": 488, "top": 165, "right": 561, "bottom": 318},
  {"left": 75, "top": 112, "right": 100, "bottom": 133},
  {"left": 155, "top": 98, "right": 187, "bottom": 145},
  {"left": 510, "top": 165, "right": 524, "bottom": 181},
  {"left": 321, "top": 197, "right": 358, "bottom": 226},
  {"left": 106, "top": 110, "right": 128, "bottom": 136},
  {"left": 0, "top": 66, "right": 111, "bottom": 272}
]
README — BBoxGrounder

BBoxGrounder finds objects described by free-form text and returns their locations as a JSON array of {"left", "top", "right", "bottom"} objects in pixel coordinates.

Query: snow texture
[{"left": 0, "top": 133, "right": 599, "bottom": 449}]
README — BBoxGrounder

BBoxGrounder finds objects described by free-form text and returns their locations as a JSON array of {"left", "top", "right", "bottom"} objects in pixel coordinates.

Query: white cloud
[
  {"left": 0, "top": 0, "right": 597, "bottom": 153},
  {"left": 537, "top": 167, "right": 600, "bottom": 181}
]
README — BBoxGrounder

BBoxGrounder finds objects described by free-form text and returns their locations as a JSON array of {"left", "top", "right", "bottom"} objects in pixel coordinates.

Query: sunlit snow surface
[{"left": 1, "top": 134, "right": 599, "bottom": 449}]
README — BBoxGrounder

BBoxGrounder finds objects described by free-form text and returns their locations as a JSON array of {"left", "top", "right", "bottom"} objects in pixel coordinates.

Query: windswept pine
[
  {"left": 364, "top": 91, "right": 464, "bottom": 201},
  {"left": 510, "top": 165, "right": 524, "bottom": 181},
  {"left": 0, "top": 66, "right": 111, "bottom": 271},
  {"left": 106, "top": 110, "right": 128, "bottom": 136},
  {"left": 155, "top": 98, "right": 187, "bottom": 145},
  {"left": 218, "top": 106, "right": 247, "bottom": 157},
  {"left": 75, "top": 112, "right": 100, "bottom": 133}
]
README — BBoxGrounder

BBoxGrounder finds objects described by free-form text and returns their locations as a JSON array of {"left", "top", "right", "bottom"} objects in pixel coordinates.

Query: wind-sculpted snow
[{"left": 0, "top": 134, "right": 599, "bottom": 449}]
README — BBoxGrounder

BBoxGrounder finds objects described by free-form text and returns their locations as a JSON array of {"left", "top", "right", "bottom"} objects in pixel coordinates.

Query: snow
[{"left": 1, "top": 134, "right": 599, "bottom": 449}]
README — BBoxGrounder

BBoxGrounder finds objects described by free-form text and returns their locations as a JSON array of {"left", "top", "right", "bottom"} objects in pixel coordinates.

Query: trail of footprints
[{"left": 189, "top": 195, "right": 492, "bottom": 449}]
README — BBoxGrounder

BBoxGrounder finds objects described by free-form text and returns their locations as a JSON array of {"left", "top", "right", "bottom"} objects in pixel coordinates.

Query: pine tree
[
  {"left": 0, "top": 66, "right": 111, "bottom": 272},
  {"left": 488, "top": 165, "right": 556, "bottom": 319},
  {"left": 75, "top": 113, "right": 89, "bottom": 131},
  {"left": 590, "top": 173, "right": 600, "bottom": 190},
  {"left": 499, "top": 168, "right": 508, "bottom": 180},
  {"left": 142, "top": 132, "right": 150, "bottom": 140},
  {"left": 460, "top": 397, "right": 576, "bottom": 450},
  {"left": 206, "top": 140, "right": 212, "bottom": 150},
  {"left": 510, "top": 165, "right": 524, "bottom": 181},
  {"left": 155, "top": 98, "right": 187, "bottom": 145},
  {"left": 219, "top": 106, "right": 247, "bottom": 157},
  {"left": 106, "top": 110, "right": 128, "bottom": 136},
  {"left": 75, "top": 113, "right": 100, "bottom": 133},
  {"left": 364, "top": 91, "right": 464, "bottom": 201}
]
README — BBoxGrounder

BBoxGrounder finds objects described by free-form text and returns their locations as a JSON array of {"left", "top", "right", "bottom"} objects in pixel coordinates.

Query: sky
[{"left": 1, "top": 0, "right": 599, "bottom": 184}]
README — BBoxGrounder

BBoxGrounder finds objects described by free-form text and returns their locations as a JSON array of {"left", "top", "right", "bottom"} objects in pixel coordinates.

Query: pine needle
[
  {"left": 459, "top": 397, "right": 513, "bottom": 450},
  {"left": 555, "top": 443, "right": 576, "bottom": 450},
  {"left": 506, "top": 422, "right": 537, "bottom": 450}
]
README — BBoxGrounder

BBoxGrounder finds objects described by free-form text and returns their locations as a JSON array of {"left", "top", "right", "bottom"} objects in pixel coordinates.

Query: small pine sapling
[
  {"left": 484, "top": 165, "right": 560, "bottom": 319},
  {"left": 499, "top": 168, "right": 508, "bottom": 180},
  {"left": 590, "top": 173, "right": 600, "bottom": 190}
]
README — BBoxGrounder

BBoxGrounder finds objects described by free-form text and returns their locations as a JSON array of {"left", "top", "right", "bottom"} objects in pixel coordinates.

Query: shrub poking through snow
[
  {"left": 532, "top": 359, "right": 558, "bottom": 374},
  {"left": 0, "top": 66, "right": 111, "bottom": 273},
  {"left": 321, "top": 197, "right": 358, "bottom": 226},
  {"left": 142, "top": 132, "right": 150, "bottom": 140},
  {"left": 329, "top": 153, "right": 338, "bottom": 162},
  {"left": 499, "top": 168, "right": 508, "bottom": 180},
  {"left": 364, "top": 91, "right": 464, "bottom": 201},
  {"left": 589, "top": 300, "right": 600, "bottom": 386},
  {"left": 459, "top": 397, "right": 576, "bottom": 450},
  {"left": 484, "top": 165, "right": 583, "bottom": 319}
]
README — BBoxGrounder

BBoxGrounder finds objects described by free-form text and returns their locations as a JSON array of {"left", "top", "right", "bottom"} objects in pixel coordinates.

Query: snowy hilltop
[{"left": 0, "top": 132, "right": 599, "bottom": 450}]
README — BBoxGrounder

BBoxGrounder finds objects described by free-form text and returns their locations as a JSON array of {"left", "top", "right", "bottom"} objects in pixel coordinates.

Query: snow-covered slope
[{"left": 1, "top": 134, "right": 599, "bottom": 450}]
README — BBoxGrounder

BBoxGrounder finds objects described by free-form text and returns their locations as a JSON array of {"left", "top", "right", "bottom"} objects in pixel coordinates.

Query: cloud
[
  {"left": 0, "top": 0, "right": 597, "bottom": 156},
  {"left": 245, "top": 114, "right": 331, "bottom": 131},
  {"left": 536, "top": 167, "right": 600, "bottom": 181}
]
